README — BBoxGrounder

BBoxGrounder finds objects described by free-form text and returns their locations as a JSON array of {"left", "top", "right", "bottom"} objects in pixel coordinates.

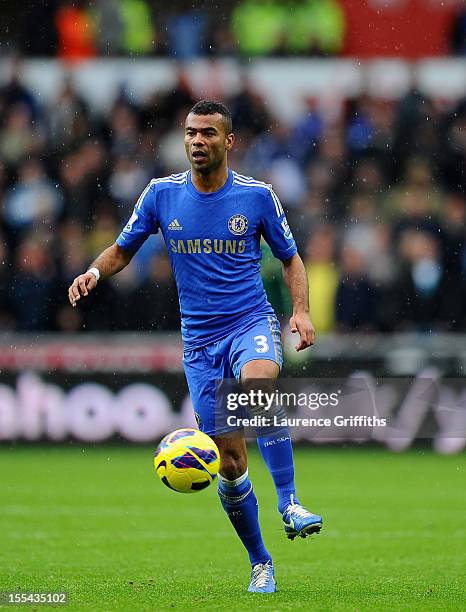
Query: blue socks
[
  {"left": 218, "top": 469, "right": 272, "bottom": 567},
  {"left": 257, "top": 430, "right": 299, "bottom": 514},
  {"left": 217, "top": 431, "right": 298, "bottom": 565}
]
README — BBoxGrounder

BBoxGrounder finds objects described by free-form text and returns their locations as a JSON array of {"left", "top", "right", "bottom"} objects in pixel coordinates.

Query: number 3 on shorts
[{"left": 254, "top": 335, "right": 269, "bottom": 353}]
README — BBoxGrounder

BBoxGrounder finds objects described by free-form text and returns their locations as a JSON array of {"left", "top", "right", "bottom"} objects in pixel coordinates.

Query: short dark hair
[{"left": 189, "top": 100, "right": 233, "bottom": 134}]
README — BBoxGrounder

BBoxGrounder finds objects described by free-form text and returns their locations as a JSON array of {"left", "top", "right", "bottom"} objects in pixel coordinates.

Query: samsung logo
[{"left": 169, "top": 238, "right": 246, "bottom": 254}]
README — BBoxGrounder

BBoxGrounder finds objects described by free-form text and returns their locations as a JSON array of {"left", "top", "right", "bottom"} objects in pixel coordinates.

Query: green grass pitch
[{"left": 0, "top": 445, "right": 464, "bottom": 611}]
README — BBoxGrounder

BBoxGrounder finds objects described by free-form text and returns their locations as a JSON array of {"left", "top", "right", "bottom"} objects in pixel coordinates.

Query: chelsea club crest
[{"left": 228, "top": 214, "right": 248, "bottom": 236}]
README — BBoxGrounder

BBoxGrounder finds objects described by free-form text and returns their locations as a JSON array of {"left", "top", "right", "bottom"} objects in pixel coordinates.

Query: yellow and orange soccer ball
[{"left": 154, "top": 428, "right": 220, "bottom": 493}]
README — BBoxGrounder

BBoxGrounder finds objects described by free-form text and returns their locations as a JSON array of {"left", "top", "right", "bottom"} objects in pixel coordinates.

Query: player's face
[{"left": 184, "top": 113, "right": 234, "bottom": 174}]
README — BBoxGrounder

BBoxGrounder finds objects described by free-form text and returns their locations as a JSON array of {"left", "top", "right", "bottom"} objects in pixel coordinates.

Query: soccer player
[{"left": 68, "top": 100, "right": 323, "bottom": 594}]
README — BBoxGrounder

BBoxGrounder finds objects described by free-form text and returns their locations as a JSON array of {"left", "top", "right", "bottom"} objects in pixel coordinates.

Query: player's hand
[
  {"left": 68, "top": 271, "right": 98, "bottom": 307},
  {"left": 289, "top": 312, "right": 316, "bottom": 351}
]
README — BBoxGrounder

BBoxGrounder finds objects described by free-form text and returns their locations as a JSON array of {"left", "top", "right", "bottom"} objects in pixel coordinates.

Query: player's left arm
[
  {"left": 282, "top": 253, "right": 316, "bottom": 352},
  {"left": 260, "top": 188, "right": 315, "bottom": 351}
]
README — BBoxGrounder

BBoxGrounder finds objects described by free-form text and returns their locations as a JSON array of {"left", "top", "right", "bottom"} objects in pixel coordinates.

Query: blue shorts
[{"left": 183, "top": 314, "right": 283, "bottom": 437}]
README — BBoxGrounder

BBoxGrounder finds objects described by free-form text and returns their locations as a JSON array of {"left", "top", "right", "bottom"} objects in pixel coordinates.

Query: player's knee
[
  {"left": 241, "top": 368, "right": 276, "bottom": 412},
  {"left": 242, "top": 376, "right": 275, "bottom": 397},
  {"left": 219, "top": 446, "right": 247, "bottom": 480}
]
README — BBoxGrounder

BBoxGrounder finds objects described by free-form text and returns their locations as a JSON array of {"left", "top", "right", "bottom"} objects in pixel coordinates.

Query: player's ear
[{"left": 225, "top": 132, "right": 235, "bottom": 151}]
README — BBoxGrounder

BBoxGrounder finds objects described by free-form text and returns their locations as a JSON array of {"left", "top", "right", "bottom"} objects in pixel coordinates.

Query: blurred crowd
[
  {"left": 0, "top": 64, "right": 465, "bottom": 334},
  {"left": 7, "top": 0, "right": 346, "bottom": 60},
  {"left": 5, "top": 0, "right": 466, "bottom": 60}
]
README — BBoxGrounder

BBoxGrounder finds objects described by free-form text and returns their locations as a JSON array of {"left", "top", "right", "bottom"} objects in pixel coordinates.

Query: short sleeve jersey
[{"left": 116, "top": 169, "right": 297, "bottom": 349}]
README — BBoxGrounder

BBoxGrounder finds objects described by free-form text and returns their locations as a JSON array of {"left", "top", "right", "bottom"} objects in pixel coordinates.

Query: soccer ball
[{"left": 154, "top": 428, "right": 220, "bottom": 493}]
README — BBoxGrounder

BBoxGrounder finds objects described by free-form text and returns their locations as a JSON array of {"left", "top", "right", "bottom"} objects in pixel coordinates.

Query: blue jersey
[{"left": 116, "top": 169, "right": 297, "bottom": 349}]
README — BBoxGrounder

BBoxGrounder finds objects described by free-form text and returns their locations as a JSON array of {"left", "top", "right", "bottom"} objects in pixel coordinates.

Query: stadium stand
[{"left": 0, "top": 64, "right": 464, "bottom": 333}]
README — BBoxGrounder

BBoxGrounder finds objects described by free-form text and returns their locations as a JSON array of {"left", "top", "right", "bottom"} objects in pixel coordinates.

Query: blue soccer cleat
[
  {"left": 282, "top": 503, "right": 323, "bottom": 540},
  {"left": 248, "top": 561, "right": 276, "bottom": 593}
]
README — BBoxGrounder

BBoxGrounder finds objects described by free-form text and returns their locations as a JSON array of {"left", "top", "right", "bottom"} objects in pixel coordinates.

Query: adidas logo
[{"left": 168, "top": 219, "right": 182, "bottom": 230}]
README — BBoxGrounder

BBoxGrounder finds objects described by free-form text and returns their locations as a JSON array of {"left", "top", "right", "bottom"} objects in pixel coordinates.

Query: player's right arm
[
  {"left": 68, "top": 180, "right": 158, "bottom": 307},
  {"left": 68, "top": 243, "right": 133, "bottom": 307}
]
